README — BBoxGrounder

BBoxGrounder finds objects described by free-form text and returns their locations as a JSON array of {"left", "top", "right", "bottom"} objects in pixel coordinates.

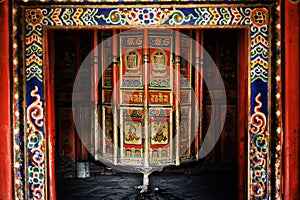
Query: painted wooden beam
[
  {"left": 0, "top": 0, "right": 13, "bottom": 199},
  {"left": 237, "top": 29, "right": 248, "bottom": 200},
  {"left": 194, "top": 30, "right": 200, "bottom": 160},
  {"left": 143, "top": 29, "right": 150, "bottom": 168},
  {"left": 112, "top": 29, "right": 119, "bottom": 165},
  {"left": 175, "top": 29, "right": 181, "bottom": 165},
  {"left": 45, "top": 30, "right": 57, "bottom": 200},
  {"left": 284, "top": 0, "right": 300, "bottom": 199}
]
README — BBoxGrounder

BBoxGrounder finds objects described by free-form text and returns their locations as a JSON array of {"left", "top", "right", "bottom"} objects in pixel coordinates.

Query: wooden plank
[{"left": 284, "top": 0, "right": 300, "bottom": 199}]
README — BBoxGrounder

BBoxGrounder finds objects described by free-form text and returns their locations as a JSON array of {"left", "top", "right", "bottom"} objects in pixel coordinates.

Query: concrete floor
[{"left": 56, "top": 164, "right": 237, "bottom": 200}]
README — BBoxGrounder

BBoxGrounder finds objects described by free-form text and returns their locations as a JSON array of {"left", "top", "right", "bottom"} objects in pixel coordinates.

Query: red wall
[
  {"left": 284, "top": 0, "right": 300, "bottom": 199},
  {"left": 0, "top": 0, "right": 13, "bottom": 200}
]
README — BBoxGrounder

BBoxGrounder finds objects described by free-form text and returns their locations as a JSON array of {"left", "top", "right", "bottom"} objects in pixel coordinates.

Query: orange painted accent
[
  {"left": 199, "top": 31, "right": 204, "bottom": 152},
  {"left": 194, "top": 30, "right": 202, "bottom": 159},
  {"left": 112, "top": 30, "right": 118, "bottom": 104},
  {"left": 0, "top": 0, "right": 13, "bottom": 199},
  {"left": 45, "top": 31, "right": 57, "bottom": 200},
  {"left": 284, "top": 0, "right": 300, "bottom": 199}
]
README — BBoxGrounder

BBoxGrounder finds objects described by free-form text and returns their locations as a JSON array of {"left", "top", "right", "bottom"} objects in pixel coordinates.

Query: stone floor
[{"left": 56, "top": 163, "right": 237, "bottom": 200}]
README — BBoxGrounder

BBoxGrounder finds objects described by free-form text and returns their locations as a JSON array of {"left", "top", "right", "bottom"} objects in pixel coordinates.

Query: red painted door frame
[
  {"left": 237, "top": 29, "right": 248, "bottom": 200},
  {"left": 45, "top": 31, "right": 57, "bottom": 200},
  {"left": 0, "top": 0, "right": 13, "bottom": 199},
  {"left": 284, "top": 0, "right": 300, "bottom": 199}
]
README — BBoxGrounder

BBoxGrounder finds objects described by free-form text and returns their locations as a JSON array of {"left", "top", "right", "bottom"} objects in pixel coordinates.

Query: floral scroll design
[
  {"left": 250, "top": 93, "right": 268, "bottom": 198},
  {"left": 27, "top": 86, "right": 44, "bottom": 130},
  {"left": 97, "top": 8, "right": 196, "bottom": 25},
  {"left": 27, "top": 86, "right": 45, "bottom": 199}
]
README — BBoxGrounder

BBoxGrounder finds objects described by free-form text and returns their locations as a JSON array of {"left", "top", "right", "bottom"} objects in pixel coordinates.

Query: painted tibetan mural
[{"left": 12, "top": 1, "right": 283, "bottom": 200}]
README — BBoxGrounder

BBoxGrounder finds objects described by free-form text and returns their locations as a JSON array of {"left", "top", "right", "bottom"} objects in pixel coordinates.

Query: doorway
[{"left": 46, "top": 28, "right": 247, "bottom": 199}]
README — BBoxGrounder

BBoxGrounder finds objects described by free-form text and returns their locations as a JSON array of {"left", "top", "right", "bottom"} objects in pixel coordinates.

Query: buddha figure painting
[
  {"left": 124, "top": 121, "right": 142, "bottom": 145},
  {"left": 151, "top": 121, "right": 169, "bottom": 145},
  {"left": 152, "top": 50, "right": 167, "bottom": 74}
]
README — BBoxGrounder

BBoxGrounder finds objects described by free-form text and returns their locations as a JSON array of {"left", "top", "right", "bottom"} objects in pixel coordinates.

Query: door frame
[
  {"left": 16, "top": 5, "right": 276, "bottom": 200},
  {"left": 237, "top": 29, "right": 249, "bottom": 200}
]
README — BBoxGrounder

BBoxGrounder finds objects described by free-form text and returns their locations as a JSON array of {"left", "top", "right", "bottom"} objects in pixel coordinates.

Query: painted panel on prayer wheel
[
  {"left": 180, "top": 35, "right": 192, "bottom": 88},
  {"left": 101, "top": 106, "right": 113, "bottom": 161},
  {"left": 180, "top": 90, "right": 192, "bottom": 105},
  {"left": 149, "top": 36, "right": 172, "bottom": 89},
  {"left": 102, "top": 37, "right": 113, "bottom": 88},
  {"left": 149, "top": 108, "right": 174, "bottom": 166},
  {"left": 120, "top": 35, "right": 143, "bottom": 88},
  {"left": 120, "top": 108, "right": 144, "bottom": 165},
  {"left": 149, "top": 91, "right": 172, "bottom": 106},
  {"left": 180, "top": 106, "right": 192, "bottom": 160},
  {"left": 121, "top": 90, "right": 144, "bottom": 106},
  {"left": 102, "top": 89, "right": 112, "bottom": 104}
]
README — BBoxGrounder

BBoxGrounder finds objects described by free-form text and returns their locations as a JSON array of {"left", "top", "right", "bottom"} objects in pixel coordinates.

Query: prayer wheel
[{"left": 74, "top": 29, "right": 205, "bottom": 192}]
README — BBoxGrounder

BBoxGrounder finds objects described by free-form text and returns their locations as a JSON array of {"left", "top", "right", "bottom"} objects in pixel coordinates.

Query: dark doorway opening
[{"left": 47, "top": 29, "right": 245, "bottom": 199}]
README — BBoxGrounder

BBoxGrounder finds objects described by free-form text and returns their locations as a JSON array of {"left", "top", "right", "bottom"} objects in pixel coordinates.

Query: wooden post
[
  {"left": 93, "top": 30, "right": 100, "bottom": 160},
  {"left": 284, "top": 0, "right": 300, "bottom": 199},
  {"left": 0, "top": 0, "right": 13, "bottom": 199},
  {"left": 199, "top": 30, "right": 204, "bottom": 156},
  {"left": 175, "top": 30, "right": 181, "bottom": 165},
  {"left": 44, "top": 30, "right": 57, "bottom": 200},
  {"left": 143, "top": 29, "right": 150, "bottom": 168},
  {"left": 112, "top": 29, "right": 119, "bottom": 165},
  {"left": 237, "top": 29, "right": 248, "bottom": 200},
  {"left": 194, "top": 30, "right": 203, "bottom": 160}
]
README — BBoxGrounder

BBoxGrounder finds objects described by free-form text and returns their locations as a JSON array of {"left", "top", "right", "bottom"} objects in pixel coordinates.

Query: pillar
[
  {"left": 0, "top": 0, "right": 13, "bottom": 199},
  {"left": 284, "top": 0, "right": 300, "bottom": 199}
]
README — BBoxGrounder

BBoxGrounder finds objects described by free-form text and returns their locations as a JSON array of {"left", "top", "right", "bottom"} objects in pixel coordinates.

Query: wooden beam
[
  {"left": 237, "top": 29, "right": 248, "bottom": 200},
  {"left": 112, "top": 29, "right": 119, "bottom": 165},
  {"left": 143, "top": 29, "right": 149, "bottom": 168},
  {"left": 45, "top": 30, "right": 57, "bottom": 200},
  {"left": 93, "top": 30, "right": 100, "bottom": 160},
  {"left": 0, "top": 0, "right": 13, "bottom": 199},
  {"left": 284, "top": 0, "right": 300, "bottom": 199},
  {"left": 175, "top": 29, "right": 181, "bottom": 165},
  {"left": 194, "top": 30, "right": 201, "bottom": 160}
]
